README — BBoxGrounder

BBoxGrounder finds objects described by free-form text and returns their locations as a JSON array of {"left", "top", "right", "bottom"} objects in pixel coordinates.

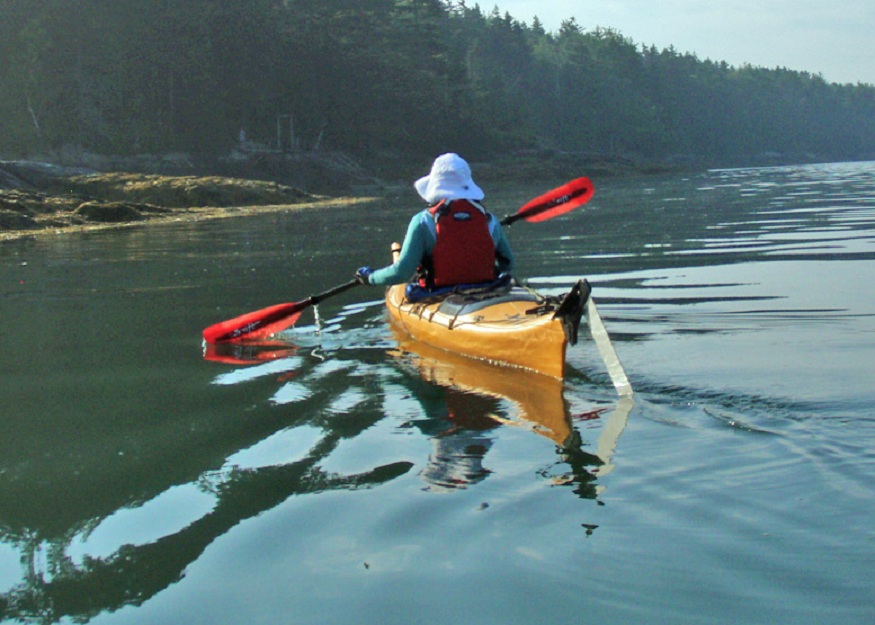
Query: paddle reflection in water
[{"left": 202, "top": 338, "right": 299, "bottom": 366}]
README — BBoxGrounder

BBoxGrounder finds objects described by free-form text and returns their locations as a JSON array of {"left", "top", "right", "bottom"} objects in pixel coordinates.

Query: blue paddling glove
[{"left": 356, "top": 266, "right": 374, "bottom": 285}]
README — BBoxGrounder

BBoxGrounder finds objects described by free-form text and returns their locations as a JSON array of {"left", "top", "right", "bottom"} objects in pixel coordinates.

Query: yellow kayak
[{"left": 384, "top": 266, "right": 588, "bottom": 380}]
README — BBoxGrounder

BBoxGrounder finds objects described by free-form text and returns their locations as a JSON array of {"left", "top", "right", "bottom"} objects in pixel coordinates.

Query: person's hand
[{"left": 356, "top": 266, "right": 374, "bottom": 285}]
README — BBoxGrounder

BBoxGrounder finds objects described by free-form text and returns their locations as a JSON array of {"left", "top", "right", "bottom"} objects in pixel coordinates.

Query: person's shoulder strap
[
  {"left": 478, "top": 203, "right": 500, "bottom": 237},
  {"left": 419, "top": 207, "right": 438, "bottom": 242}
]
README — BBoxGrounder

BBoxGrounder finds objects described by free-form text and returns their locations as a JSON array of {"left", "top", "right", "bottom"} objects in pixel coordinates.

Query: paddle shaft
[{"left": 307, "top": 279, "right": 360, "bottom": 306}]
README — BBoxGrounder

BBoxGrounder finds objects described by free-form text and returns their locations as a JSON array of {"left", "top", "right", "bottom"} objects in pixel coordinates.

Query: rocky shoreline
[{"left": 0, "top": 159, "right": 378, "bottom": 241}]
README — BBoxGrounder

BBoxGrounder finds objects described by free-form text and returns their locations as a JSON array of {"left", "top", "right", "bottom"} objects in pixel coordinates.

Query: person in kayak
[{"left": 355, "top": 153, "right": 514, "bottom": 290}]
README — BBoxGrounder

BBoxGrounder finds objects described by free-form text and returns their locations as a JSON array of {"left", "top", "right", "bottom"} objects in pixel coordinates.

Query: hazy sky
[{"left": 487, "top": 0, "right": 874, "bottom": 85}]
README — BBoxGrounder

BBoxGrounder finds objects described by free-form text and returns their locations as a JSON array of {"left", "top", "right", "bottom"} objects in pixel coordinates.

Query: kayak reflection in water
[
  {"left": 407, "top": 383, "right": 606, "bottom": 497},
  {"left": 355, "top": 153, "right": 515, "bottom": 290},
  {"left": 390, "top": 335, "right": 610, "bottom": 496}
]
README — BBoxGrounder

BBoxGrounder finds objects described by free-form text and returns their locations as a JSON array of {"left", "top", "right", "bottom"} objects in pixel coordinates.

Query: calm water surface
[{"left": 1, "top": 161, "right": 874, "bottom": 624}]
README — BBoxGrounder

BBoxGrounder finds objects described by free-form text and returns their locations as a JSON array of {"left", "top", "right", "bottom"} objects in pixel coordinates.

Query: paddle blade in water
[
  {"left": 517, "top": 177, "right": 594, "bottom": 223},
  {"left": 202, "top": 303, "right": 304, "bottom": 343},
  {"left": 202, "top": 339, "right": 298, "bottom": 365}
]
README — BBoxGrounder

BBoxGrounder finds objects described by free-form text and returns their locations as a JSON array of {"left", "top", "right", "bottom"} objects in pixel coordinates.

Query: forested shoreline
[{"left": 2, "top": 0, "right": 874, "bottom": 172}]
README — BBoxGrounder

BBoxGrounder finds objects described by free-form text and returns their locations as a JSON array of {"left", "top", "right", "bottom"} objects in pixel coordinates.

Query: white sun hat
[{"left": 414, "top": 153, "right": 485, "bottom": 204}]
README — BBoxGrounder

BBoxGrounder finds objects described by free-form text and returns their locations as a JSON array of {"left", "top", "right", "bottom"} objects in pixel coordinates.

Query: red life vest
[{"left": 421, "top": 200, "right": 497, "bottom": 288}]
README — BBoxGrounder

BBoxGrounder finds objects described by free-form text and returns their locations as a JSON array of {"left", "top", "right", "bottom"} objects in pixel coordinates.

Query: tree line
[{"left": 1, "top": 0, "right": 873, "bottom": 166}]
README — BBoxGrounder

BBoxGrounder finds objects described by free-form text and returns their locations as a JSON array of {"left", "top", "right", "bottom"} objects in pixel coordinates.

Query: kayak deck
[{"left": 385, "top": 280, "right": 588, "bottom": 379}]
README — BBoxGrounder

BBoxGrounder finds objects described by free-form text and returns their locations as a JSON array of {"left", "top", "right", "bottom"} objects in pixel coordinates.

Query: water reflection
[
  {"left": 389, "top": 325, "right": 578, "bottom": 492},
  {"left": 387, "top": 322, "right": 632, "bottom": 496},
  {"left": 205, "top": 316, "right": 631, "bottom": 496},
  {"left": 0, "top": 335, "right": 413, "bottom": 623},
  {"left": 202, "top": 338, "right": 298, "bottom": 366},
  {"left": 2, "top": 460, "right": 412, "bottom": 622},
  {"left": 1, "top": 316, "right": 631, "bottom": 623}
]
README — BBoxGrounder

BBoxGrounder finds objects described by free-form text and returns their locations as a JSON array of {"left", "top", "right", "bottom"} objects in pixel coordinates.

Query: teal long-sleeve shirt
[{"left": 368, "top": 208, "right": 515, "bottom": 286}]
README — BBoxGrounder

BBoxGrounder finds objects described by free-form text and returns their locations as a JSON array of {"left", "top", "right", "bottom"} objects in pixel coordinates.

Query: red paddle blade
[
  {"left": 202, "top": 302, "right": 304, "bottom": 343},
  {"left": 516, "top": 177, "right": 594, "bottom": 223}
]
